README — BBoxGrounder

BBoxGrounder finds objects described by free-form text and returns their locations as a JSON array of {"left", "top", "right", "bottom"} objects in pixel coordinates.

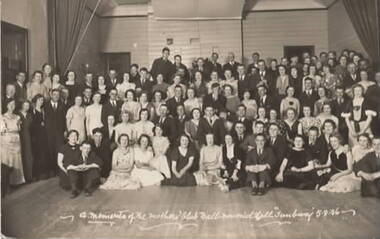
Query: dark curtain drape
[
  {"left": 343, "top": 0, "right": 380, "bottom": 66},
  {"left": 48, "top": 0, "right": 88, "bottom": 74}
]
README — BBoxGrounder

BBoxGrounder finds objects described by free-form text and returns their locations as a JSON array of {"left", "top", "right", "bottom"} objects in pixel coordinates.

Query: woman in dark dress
[
  {"left": 220, "top": 134, "right": 246, "bottom": 191},
  {"left": 275, "top": 135, "right": 317, "bottom": 190},
  {"left": 18, "top": 100, "right": 34, "bottom": 182},
  {"left": 283, "top": 108, "right": 302, "bottom": 144},
  {"left": 162, "top": 134, "right": 197, "bottom": 187},
  {"left": 57, "top": 130, "right": 81, "bottom": 190},
  {"left": 64, "top": 70, "right": 78, "bottom": 106},
  {"left": 30, "top": 94, "right": 50, "bottom": 180}
]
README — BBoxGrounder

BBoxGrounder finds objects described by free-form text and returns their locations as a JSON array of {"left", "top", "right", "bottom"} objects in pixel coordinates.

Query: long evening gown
[
  {"left": 131, "top": 147, "right": 164, "bottom": 187},
  {"left": 19, "top": 112, "right": 34, "bottom": 182}
]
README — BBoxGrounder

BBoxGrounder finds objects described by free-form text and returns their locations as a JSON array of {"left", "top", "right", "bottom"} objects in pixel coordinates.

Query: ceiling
[{"left": 92, "top": 0, "right": 338, "bottom": 17}]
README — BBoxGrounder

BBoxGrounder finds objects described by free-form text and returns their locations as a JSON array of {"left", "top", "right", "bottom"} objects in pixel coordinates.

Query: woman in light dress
[
  {"left": 100, "top": 134, "right": 141, "bottom": 190},
  {"left": 27, "top": 71, "right": 49, "bottom": 100},
  {"left": 131, "top": 134, "right": 164, "bottom": 187},
  {"left": 51, "top": 73, "right": 64, "bottom": 91},
  {"left": 280, "top": 86, "right": 300, "bottom": 119},
  {"left": 184, "top": 88, "right": 202, "bottom": 117},
  {"left": 116, "top": 72, "right": 136, "bottom": 101},
  {"left": 1, "top": 99, "right": 25, "bottom": 185},
  {"left": 194, "top": 133, "right": 224, "bottom": 186},
  {"left": 299, "top": 105, "right": 321, "bottom": 136},
  {"left": 316, "top": 103, "right": 339, "bottom": 130},
  {"left": 319, "top": 133, "right": 373, "bottom": 193},
  {"left": 66, "top": 95, "right": 86, "bottom": 143},
  {"left": 114, "top": 111, "right": 135, "bottom": 145},
  {"left": 85, "top": 92, "right": 103, "bottom": 137},
  {"left": 121, "top": 89, "right": 141, "bottom": 122},
  {"left": 151, "top": 125, "right": 171, "bottom": 178},
  {"left": 357, "top": 70, "right": 375, "bottom": 93},
  {"left": 134, "top": 109, "right": 154, "bottom": 139},
  {"left": 241, "top": 90, "right": 257, "bottom": 120},
  {"left": 137, "top": 91, "right": 155, "bottom": 121},
  {"left": 42, "top": 63, "right": 53, "bottom": 91}
]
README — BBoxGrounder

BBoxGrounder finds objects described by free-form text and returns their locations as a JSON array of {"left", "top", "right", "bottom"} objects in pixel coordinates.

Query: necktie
[
  {"left": 272, "top": 138, "right": 275, "bottom": 145},
  {"left": 208, "top": 118, "right": 212, "bottom": 125},
  {"left": 112, "top": 101, "right": 116, "bottom": 108},
  {"left": 159, "top": 117, "right": 163, "bottom": 124},
  {"left": 83, "top": 155, "right": 88, "bottom": 164},
  {"left": 258, "top": 149, "right": 262, "bottom": 156},
  {"left": 260, "top": 98, "right": 264, "bottom": 106},
  {"left": 53, "top": 103, "right": 57, "bottom": 110}
]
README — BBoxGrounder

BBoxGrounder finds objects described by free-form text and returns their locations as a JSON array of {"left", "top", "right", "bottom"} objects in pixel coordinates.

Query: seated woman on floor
[
  {"left": 161, "top": 134, "right": 197, "bottom": 187},
  {"left": 354, "top": 137, "right": 380, "bottom": 198},
  {"left": 194, "top": 133, "right": 224, "bottom": 186},
  {"left": 220, "top": 134, "right": 247, "bottom": 192},
  {"left": 275, "top": 135, "right": 317, "bottom": 190},
  {"left": 131, "top": 134, "right": 164, "bottom": 187},
  {"left": 100, "top": 134, "right": 141, "bottom": 190},
  {"left": 319, "top": 134, "right": 353, "bottom": 192},
  {"left": 151, "top": 125, "right": 171, "bottom": 178}
]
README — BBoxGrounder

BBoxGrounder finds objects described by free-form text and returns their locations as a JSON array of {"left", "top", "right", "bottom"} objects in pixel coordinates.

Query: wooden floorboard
[{"left": 1, "top": 178, "right": 380, "bottom": 239}]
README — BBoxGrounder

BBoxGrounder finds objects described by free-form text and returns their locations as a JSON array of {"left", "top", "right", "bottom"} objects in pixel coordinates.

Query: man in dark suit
[
  {"left": 166, "top": 85, "right": 185, "bottom": 117},
  {"left": 129, "top": 64, "right": 140, "bottom": 83},
  {"left": 236, "top": 64, "right": 253, "bottom": 99},
  {"left": 173, "top": 54, "right": 190, "bottom": 84},
  {"left": 247, "top": 52, "right": 260, "bottom": 74},
  {"left": 299, "top": 77, "right": 319, "bottom": 113},
  {"left": 232, "top": 104, "right": 253, "bottom": 134},
  {"left": 91, "top": 128, "right": 112, "bottom": 180},
  {"left": 245, "top": 134, "right": 276, "bottom": 195},
  {"left": 154, "top": 104, "right": 177, "bottom": 145},
  {"left": 256, "top": 59, "right": 276, "bottom": 94},
  {"left": 233, "top": 121, "right": 249, "bottom": 147},
  {"left": 354, "top": 137, "right": 380, "bottom": 198},
  {"left": 343, "top": 62, "right": 359, "bottom": 90},
  {"left": 203, "top": 83, "right": 226, "bottom": 114},
  {"left": 366, "top": 72, "right": 380, "bottom": 137},
  {"left": 106, "top": 69, "right": 121, "bottom": 89},
  {"left": 173, "top": 104, "right": 188, "bottom": 140},
  {"left": 63, "top": 140, "right": 103, "bottom": 198},
  {"left": 82, "top": 87, "right": 93, "bottom": 107},
  {"left": 192, "top": 57, "right": 211, "bottom": 82},
  {"left": 205, "top": 52, "right": 223, "bottom": 77},
  {"left": 267, "top": 123, "right": 287, "bottom": 178},
  {"left": 135, "top": 67, "right": 154, "bottom": 96},
  {"left": 14, "top": 71, "right": 27, "bottom": 102},
  {"left": 222, "top": 52, "right": 240, "bottom": 78},
  {"left": 331, "top": 86, "right": 349, "bottom": 142},
  {"left": 256, "top": 85, "right": 275, "bottom": 114},
  {"left": 101, "top": 89, "right": 122, "bottom": 127},
  {"left": 150, "top": 47, "right": 174, "bottom": 84},
  {"left": 79, "top": 72, "right": 95, "bottom": 94},
  {"left": 197, "top": 106, "right": 226, "bottom": 146},
  {"left": 45, "top": 89, "right": 66, "bottom": 175}
]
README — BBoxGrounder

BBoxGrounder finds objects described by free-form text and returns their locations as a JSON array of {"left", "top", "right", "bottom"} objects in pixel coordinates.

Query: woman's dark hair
[
  {"left": 65, "top": 70, "right": 76, "bottom": 81},
  {"left": 139, "top": 108, "right": 150, "bottom": 120},
  {"left": 329, "top": 133, "right": 343, "bottom": 145},
  {"left": 190, "top": 107, "right": 202, "bottom": 119},
  {"left": 117, "top": 133, "right": 130, "bottom": 145},
  {"left": 177, "top": 134, "right": 191, "bottom": 147},
  {"left": 322, "top": 119, "right": 337, "bottom": 130},
  {"left": 358, "top": 133, "right": 372, "bottom": 147},
  {"left": 137, "top": 134, "right": 152, "bottom": 147},
  {"left": 32, "top": 70, "right": 43, "bottom": 79},
  {"left": 152, "top": 124, "right": 163, "bottom": 136},
  {"left": 67, "top": 129, "right": 79, "bottom": 139},
  {"left": 125, "top": 89, "right": 136, "bottom": 100},
  {"left": 31, "top": 93, "right": 44, "bottom": 102},
  {"left": 42, "top": 63, "right": 52, "bottom": 74}
]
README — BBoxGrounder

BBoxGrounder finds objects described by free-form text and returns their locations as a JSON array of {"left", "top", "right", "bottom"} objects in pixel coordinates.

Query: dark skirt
[
  {"left": 282, "top": 170, "right": 318, "bottom": 190},
  {"left": 161, "top": 173, "right": 196, "bottom": 187}
]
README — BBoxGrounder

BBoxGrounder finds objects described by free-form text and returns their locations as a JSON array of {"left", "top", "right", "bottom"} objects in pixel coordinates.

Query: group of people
[{"left": 1, "top": 46, "right": 380, "bottom": 199}]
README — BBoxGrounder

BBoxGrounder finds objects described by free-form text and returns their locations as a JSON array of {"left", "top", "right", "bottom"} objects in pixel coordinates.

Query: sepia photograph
[{"left": 1, "top": 0, "right": 380, "bottom": 238}]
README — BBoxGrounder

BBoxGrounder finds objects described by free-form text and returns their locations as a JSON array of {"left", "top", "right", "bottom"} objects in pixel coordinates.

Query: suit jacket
[
  {"left": 256, "top": 95, "right": 275, "bottom": 114},
  {"left": 331, "top": 98, "right": 349, "bottom": 128},
  {"left": 166, "top": 97, "right": 184, "bottom": 117},
  {"left": 101, "top": 100, "right": 122, "bottom": 126},
  {"left": 312, "top": 135, "right": 330, "bottom": 165},
  {"left": 82, "top": 97, "right": 93, "bottom": 107},
  {"left": 197, "top": 117, "right": 226, "bottom": 146},
  {"left": 222, "top": 61, "right": 240, "bottom": 78},
  {"left": 246, "top": 147, "right": 276, "bottom": 168},
  {"left": 153, "top": 116, "right": 177, "bottom": 145},
  {"left": 174, "top": 115, "right": 189, "bottom": 139},
  {"left": 299, "top": 90, "right": 319, "bottom": 111},
  {"left": 151, "top": 57, "right": 174, "bottom": 83},
  {"left": 14, "top": 82, "right": 27, "bottom": 102},
  {"left": 64, "top": 151, "right": 103, "bottom": 169},
  {"left": 44, "top": 101, "right": 66, "bottom": 137},
  {"left": 231, "top": 116, "right": 253, "bottom": 135},
  {"left": 107, "top": 77, "right": 122, "bottom": 89},
  {"left": 266, "top": 136, "right": 287, "bottom": 173},
  {"left": 237, "top": 74, "right": 254, "bottom": 99},
  {"left": 203, "top": 94, "right": 226, "bottom": 113},
  {"left": 135, "top": 78, "right": 154, "bottom": 95},
  {"left": 205, "top": 61, "right": 222, "bottom": 78},
  {"left": 343, "top": 73, "right": 358, "bottom": 90}
]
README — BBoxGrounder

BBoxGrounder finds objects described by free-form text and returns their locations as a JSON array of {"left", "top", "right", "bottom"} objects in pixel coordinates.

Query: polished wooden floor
[{"left": 2, "top": 178, "right": 380, "bottom": 239}]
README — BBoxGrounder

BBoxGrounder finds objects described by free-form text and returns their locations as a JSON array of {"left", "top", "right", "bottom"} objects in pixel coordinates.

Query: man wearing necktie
[
  {"left": 65, "top": 141, "right": 103, "bottom": 198},
  {"left": 245, "top": 134, "right": 276, "bottom": 196},
  {"left": 354, "top": 137, "right": 380, "bottom": 198},
  {"left": 45, "top": 89, "right": 66, "bottom": 176},
  {"left": 101, "top": 89, "right": 121, "bottom": 127}
]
